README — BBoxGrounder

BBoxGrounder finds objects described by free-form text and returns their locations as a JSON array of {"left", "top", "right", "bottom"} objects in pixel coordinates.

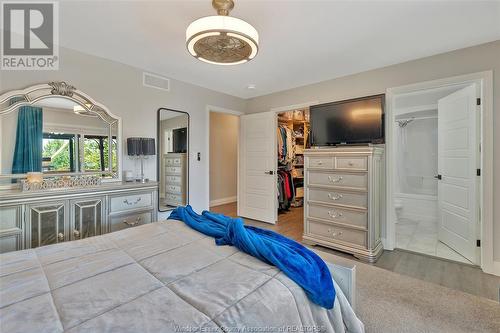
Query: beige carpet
[{"left": 317, "top": 250, "right": 500, "bottom": 333}]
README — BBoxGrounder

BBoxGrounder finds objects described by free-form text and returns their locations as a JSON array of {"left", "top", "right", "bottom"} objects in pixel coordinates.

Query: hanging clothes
[
  {"left": 277, "top": 169, "right": 295, "bottom": 211},
  {"left": 277, "top": 125, "right": 295, "bottom": 165}
]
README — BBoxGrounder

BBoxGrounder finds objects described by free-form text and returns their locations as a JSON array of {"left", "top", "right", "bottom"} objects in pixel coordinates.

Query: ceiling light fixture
[{"left": 186, "top": 0, "right": 259, "bottom": 65}]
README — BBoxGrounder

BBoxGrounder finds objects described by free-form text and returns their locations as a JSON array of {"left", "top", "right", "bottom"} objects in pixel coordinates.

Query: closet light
[{"left": 186, "top": 0, "right": 259, "bottom": 65}]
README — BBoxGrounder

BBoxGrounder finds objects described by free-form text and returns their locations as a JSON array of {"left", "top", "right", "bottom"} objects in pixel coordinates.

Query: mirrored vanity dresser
[{"left": 0, "top": 82, "right": 158, "bottom": 253}]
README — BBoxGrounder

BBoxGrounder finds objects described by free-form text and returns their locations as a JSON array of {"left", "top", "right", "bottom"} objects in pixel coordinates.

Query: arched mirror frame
[
  {"left": 157, "top": 107, "right": 190, "bottom": 212},
  {"left": 0, "top": 81, "right": 123, "bottom": 184}
]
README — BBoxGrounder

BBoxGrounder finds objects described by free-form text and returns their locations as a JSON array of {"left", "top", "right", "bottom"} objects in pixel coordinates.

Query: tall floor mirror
[{"left": 157, "top": 108, "right": 189, "bottom": 212}]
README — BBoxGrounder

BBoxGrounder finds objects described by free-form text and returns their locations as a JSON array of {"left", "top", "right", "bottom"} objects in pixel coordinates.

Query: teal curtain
[{"left": 12, "top": 106, "right": 43, "bottom": 174}]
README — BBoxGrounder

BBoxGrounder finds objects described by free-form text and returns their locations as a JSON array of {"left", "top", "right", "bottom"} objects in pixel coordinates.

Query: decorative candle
[{"left": 26, "top": 172, "right": 43, "bottom": 183}]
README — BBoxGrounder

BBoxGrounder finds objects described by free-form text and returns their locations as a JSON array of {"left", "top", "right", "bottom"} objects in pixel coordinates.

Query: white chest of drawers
[
  {"left": 163, "top": 153, "right": 187, "bottom": 207},
  {"left": 303, "top": 146, "right": 384, "bottom": 262}
]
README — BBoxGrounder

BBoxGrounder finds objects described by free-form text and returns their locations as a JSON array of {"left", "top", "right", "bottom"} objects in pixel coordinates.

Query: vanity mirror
[
  {"left": 0, "top": 82, "right": 122, "bottom": 187},
  {"left": 157, "top": 108, "right": 189, "bottom": 211}
]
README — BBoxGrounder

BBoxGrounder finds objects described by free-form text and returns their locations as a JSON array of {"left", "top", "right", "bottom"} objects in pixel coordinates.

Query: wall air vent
[{"left": 143, "top": 72, "right": 170, "bottom": 92}]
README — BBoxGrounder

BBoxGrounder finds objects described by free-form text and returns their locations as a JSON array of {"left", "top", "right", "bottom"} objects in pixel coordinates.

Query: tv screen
[
  {"left": 172, "top": 127, "right": 187, "bottom": 153},
  {"left": 310, "top": 94, "right": 385, "bottom": 145}
]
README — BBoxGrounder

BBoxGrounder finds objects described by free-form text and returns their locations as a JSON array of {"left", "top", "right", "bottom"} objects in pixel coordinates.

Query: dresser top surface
[
  {"left": 0, "top": 181, "right": 158, "bottom": 202},
  {"left": 304, "top": 145, "right": 385, "bottom": 155}
]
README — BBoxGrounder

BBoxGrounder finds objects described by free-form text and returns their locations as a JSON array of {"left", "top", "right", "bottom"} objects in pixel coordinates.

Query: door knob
[
  {"left": 435, "top": 175, "right": 442, "bottom": 180},
  {"left": 264, "top": 171, "right": 274, "bottom": 175}
]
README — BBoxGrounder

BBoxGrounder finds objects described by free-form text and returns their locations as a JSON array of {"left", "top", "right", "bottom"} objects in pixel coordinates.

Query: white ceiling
[{"left": 58, "top": 0, "right": 500, "bottom": 99}]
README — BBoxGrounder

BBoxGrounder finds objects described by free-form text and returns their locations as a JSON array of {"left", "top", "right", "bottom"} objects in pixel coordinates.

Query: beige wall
[
  {"left": 0, "top": 46, "right": 246, "bottom": 211},
  {"left": 209, "top": 112, "right": 238, "bottom": 205},
  {"left": 246, "top": 40, "right": 500, "bottom": 261}
]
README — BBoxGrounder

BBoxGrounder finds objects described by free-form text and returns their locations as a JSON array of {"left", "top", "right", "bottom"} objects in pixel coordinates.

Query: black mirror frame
[{"left": 157, "top": 107, "right": 190, "bottom": 212}]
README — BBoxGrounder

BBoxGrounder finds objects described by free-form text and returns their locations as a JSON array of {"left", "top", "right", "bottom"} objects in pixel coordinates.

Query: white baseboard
[
  {"left": 210, "top": 196, "right": 237, "bottom": 207},
  {"left": 483, "top": 260, "right": 500, "bottom": 277},
  {"left": 381, "top": 237, "right": 392, "bottom": 250}
]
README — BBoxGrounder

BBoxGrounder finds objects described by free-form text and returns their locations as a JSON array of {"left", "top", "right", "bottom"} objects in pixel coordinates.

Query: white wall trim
[
  {"left": 210, "top": 196, "right": 237, "bottom": 207},
  {"left": 270, "top": 101, "right": 319, "bottom": 113},
  {"left": 385, "top": 70, "right": 496, "bottom": 275},
  {"left": 207, "top": 105, "right": 244, "bottom": 116},
  {"left": 206, "top": 105, "right": 243, "bottom": 211}
]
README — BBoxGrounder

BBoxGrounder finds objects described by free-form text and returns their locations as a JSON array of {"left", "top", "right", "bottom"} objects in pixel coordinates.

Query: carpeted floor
[{"left": 317, "top": 249, "right": 500, "bottom": 333}]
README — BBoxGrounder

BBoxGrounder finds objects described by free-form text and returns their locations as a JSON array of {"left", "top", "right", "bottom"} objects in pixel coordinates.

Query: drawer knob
[
  {"left": 328, "top": 193, "right": 343, "bottom": 200},
  {"left": 57, "top": 232, "right": 64, "bottom": 241},
  {"left": 123, "top": 217, "right": 142, "bottom": 227},
  {"left": 348, "top": 161, "right": 354, "bottom": 166},
  {"left": 123, "top": 197, "right": 142, "bottom": 205},
  {"left": 73, "top": 230, "right": 80, "bottom": 239},
  {"left": 328, "top": 210, "right": 343, "bottom": 218},
  {"left": 317, "top": 161, "right": 323, "bottom": 165},
  {"left": 328, "top": 176, "right": 343, "bottom": 183}
]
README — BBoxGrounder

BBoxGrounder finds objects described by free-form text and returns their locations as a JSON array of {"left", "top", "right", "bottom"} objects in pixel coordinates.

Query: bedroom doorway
[
  {"left": 386, "top": 72, "right": 493, "bottom": 271},
  {"left": 209, "top": 110, "right": 240, "bottom": 211}
]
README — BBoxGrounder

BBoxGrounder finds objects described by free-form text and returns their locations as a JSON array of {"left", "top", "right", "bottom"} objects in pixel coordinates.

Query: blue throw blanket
[{"left": 168, "top": 205, "right": 335, "bottom": 309}]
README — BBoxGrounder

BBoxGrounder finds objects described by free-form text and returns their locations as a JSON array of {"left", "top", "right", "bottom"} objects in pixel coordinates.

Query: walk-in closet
[{"left": 277, "top": 108, "right": 310, "bottom": 222}]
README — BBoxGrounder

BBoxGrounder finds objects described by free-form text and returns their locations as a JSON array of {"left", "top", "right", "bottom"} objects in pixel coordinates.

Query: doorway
[
  {"left": 387, "top": 77, "right": 487, "bottom": 266},
  {"left": 235, "top": 107, "right": 311, "bottom": 241},
  {"left": 209, "top": 111, "right": 239, "bottom": 211},
  {"left": 276, "top": 108, "right": 310, "bottom": 239}
]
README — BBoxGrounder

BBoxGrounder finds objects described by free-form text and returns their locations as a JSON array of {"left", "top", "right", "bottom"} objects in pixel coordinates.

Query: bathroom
[{"left": 392, "top": 82, "right": 479, "bottom": 264}]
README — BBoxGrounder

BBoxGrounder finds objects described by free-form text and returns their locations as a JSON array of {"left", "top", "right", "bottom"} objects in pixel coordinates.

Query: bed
[{"left": 0, "top": 219, "right": 364, "bottom": 333}]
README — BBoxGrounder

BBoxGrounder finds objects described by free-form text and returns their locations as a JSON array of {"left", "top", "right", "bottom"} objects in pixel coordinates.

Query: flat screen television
[
  {"left": 310, "top": 94, "right": 385, "bottom": 146},
  {"left": 172, "top": 127, "right": 187, "bottom": 153}
]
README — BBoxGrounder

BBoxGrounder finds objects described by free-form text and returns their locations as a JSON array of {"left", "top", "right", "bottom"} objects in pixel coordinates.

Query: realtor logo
[{"left": 1, "top": 1, "right": 59, "bottom": 70}]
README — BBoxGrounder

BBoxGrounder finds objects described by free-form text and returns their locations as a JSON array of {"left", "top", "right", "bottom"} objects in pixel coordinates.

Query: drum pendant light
[{"left": 186, "top": 0, "right": 259, "bottom": 65}]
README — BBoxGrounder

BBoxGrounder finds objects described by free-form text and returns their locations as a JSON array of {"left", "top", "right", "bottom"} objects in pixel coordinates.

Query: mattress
[{"left": 0, "top": 220, "right": 364, "bottom": 333}]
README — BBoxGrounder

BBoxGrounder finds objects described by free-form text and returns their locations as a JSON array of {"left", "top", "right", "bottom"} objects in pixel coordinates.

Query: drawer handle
[
  {"left": 328, "top": 176, "right": 343, "bottom": 183},
  {"left": 123, "top": 197, "right": 142, "bottom": 205},
  {"left": 328, "top": 193, "right": 343, "bottom": 200},
  {"left": 73, "top": 230, "right": 80, "bottom": 239},
  {"left": 316, "top": 161, "right": 323, "bottom": 165},
  {"left": 57, "top": 232, "right": 64, "bottom": 241},
  {"left": 123, "top": 217, "right": 142, "bottom": 226},
  {"left": 348, "top": 161, "right": 354, "bottom": 166},
  {"left": 328, "top": 210, "right": 343, "bottom": 218},
  {"left": 327, "top": 228, "right": 343, "bottom": 238}
]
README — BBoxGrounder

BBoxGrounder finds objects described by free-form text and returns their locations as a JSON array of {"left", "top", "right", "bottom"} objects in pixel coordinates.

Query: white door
[
  {"left": 437, "top": 84, "right": 479, "bottom": 263},
  {"left": 238, "top": 112, "right": 277, "bottom": 223}
]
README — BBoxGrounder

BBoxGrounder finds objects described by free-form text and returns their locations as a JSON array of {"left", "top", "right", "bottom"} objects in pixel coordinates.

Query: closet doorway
[
  {"left": 276, "top": 108, "right": 310, "bottom": 240},
  {"left": 235, "top": 107, "right": 311, "bottom": 241},
  {"left": 209, "top": 110, "right": 240, "bottom": 212}
]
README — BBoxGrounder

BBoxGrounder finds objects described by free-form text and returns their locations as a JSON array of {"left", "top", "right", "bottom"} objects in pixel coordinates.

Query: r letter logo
[{"left": 1, "top": 1, "right": 59, "bottom": 70}]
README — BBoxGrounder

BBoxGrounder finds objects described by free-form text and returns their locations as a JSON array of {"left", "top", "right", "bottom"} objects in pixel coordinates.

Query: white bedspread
[{"left": 0, "top": 220, "right": 364, "bottom": 333}]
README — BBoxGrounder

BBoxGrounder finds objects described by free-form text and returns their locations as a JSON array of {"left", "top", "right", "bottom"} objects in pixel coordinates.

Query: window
[
  {"left": 42, "top": 133, "right": 77, "bottom": 172},
  {"left": 42, "top": 132, "right": 117, "bottom": 173},
  {"left": 83, "top": 135, "right": 117, "bottom": 172}
]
